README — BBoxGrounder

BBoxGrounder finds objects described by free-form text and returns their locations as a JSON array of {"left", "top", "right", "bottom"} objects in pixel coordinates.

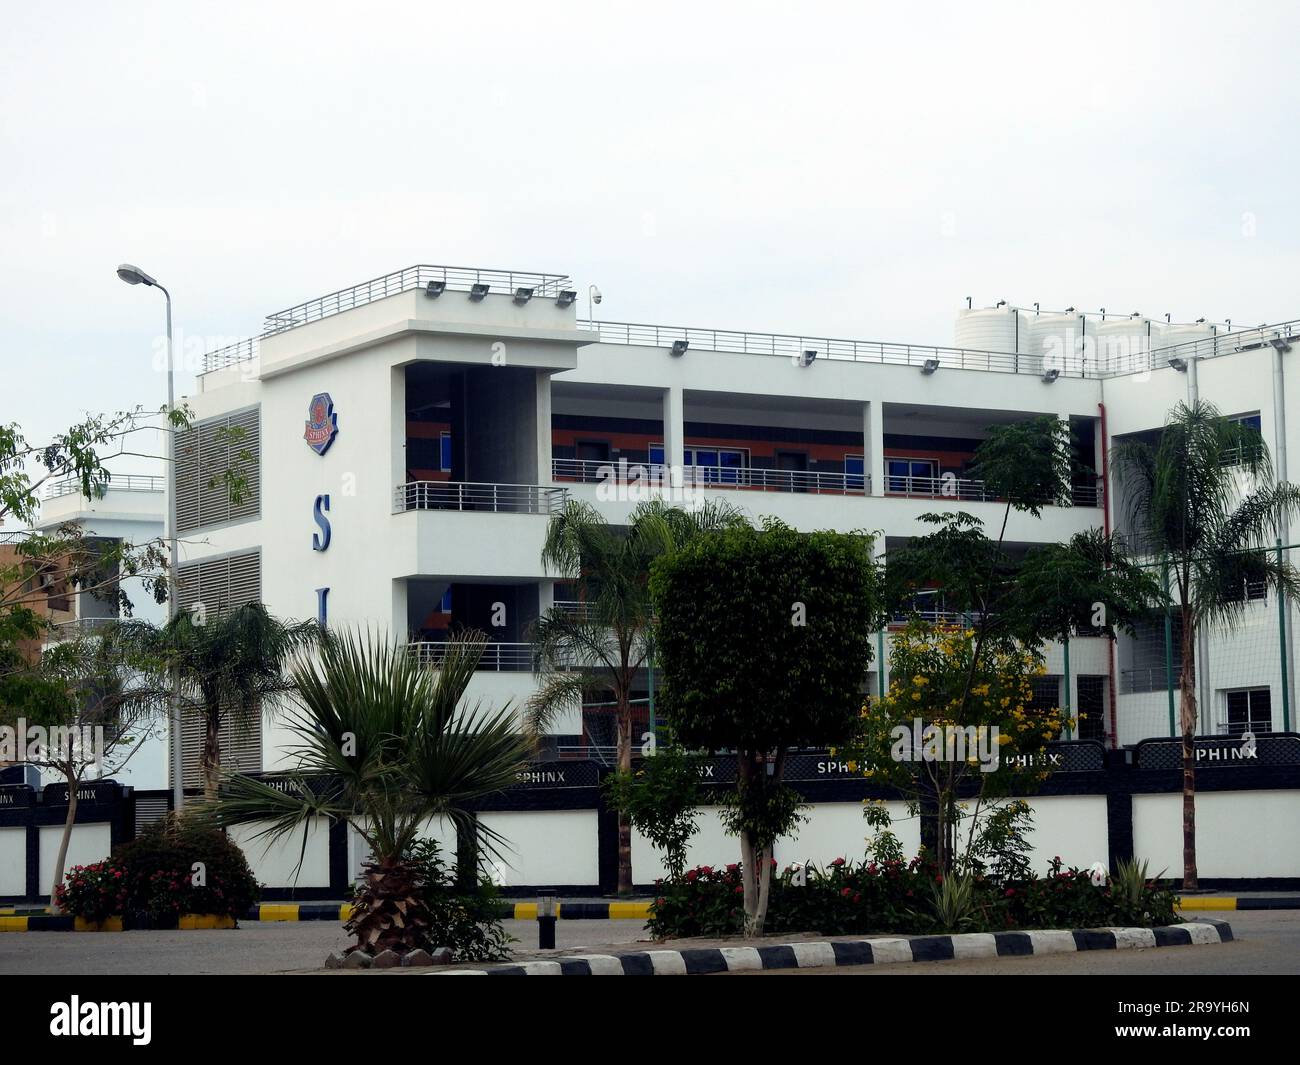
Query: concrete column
[
  {"left": 663, "top": 386, "right": 685, "bottom": 468},
  {"left": 536, "top": 370, "right": 553, "bottom": 485},
  {"left": 864, "top": 401, "right": 885, "bottom": 497},
  {"left": 390, "top": 366, "right": 407, "bottom": 499}
]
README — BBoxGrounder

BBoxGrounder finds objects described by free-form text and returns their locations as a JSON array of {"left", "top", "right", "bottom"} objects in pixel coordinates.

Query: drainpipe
[
  {"left": 1274, "top": 339, "right": 1294, "bottom": 730},
  {"left": 1100, "top": 402, "right": 1120, "bottom": 748}
]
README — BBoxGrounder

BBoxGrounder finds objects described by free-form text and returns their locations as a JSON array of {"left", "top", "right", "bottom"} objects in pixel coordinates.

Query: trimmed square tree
[{"left": 649, "top": 520, "right": 881, "bottom": 936}]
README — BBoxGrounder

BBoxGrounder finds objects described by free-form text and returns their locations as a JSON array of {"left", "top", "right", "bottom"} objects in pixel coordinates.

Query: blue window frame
[
  {"left": 439, "top": 587, "right": 453, "bottom": 612},
  {"left": 439, "top": 432, "right": 452, "bottom": 472},
  {"left": 845, "top": 454, "right": 864, "bottom": 490},
  {"left": 887, "top": 458, "right": 936, "bottom": 493},
  {"left": 649, "top": 444, "right": 665, "bottom": 466}
]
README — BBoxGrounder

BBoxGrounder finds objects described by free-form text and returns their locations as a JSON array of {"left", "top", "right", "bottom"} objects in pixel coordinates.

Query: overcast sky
[{"left": 4, "top": 0, "right": 1299, "bottom": 485}]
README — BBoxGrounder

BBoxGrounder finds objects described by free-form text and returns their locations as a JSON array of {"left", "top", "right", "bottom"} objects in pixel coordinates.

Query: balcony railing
[
  {"left": 393, "top": 481, "right": 568, "bottom": 515},
  {"left": 886, "top": 475, "right": 1103, "bottom": 508},
  {"left": 551, "top": 457, "right": 868, "bottom": 495},
  {"left": 43, "top": 474, "right": 165, "bottom": 500},
  {"left": 408, "top": 640, "right": 536, "bottom": 672}
]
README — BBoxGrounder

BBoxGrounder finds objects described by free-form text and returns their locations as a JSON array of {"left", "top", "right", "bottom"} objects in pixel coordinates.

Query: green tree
[
  {"left": 650, "top": 520, "right": 881, "bottom": 935},
  {"left": 1111, "top": 400, "right": 1300, "bottom": 889},
  {"left": 208, "top": 629, "right": 530, "bottom": 956},
  {"left": 604, "top": 726, "right": 701, "bottom": 881},
  {"left": 526, "top": 497, "right": 746, "bottom": 894},
  {"left": 122, "top": 604, "right": 319, "bottom": 798}
]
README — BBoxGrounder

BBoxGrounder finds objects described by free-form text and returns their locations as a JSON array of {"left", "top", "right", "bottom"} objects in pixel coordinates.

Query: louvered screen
[
  {"left": 174, "top": 549, "right": 264, "bottom": 786},
  {"left": 174, "top": 406, "right": 261, "bottom": 533}
]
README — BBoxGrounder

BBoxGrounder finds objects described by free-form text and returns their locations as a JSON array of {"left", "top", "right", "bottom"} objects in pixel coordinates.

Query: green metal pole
[
  {"left": 1278, "top": 538, "right": 1291, "bottom": 731},
  {"left": 1062, "top": 634, "right": 1072, "bottom": 737},
  {"left": 1163, "top": 556, "right": 1176, "bottom": 737},
  {"left": 877, "top": 630, "right": 886, "bottom": 699},
  {"left": 648, "top": 648, "right": 656, "bottom": 738}
]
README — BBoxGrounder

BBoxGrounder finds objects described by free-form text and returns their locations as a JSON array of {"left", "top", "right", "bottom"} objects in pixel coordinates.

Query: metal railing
[
  {"left": 393, "top": 481, "right": 568, "bottom": 515},
  {"left": 263, "top": 265, "right": 571, "bottom": 334},
  {"left": 886, "top": 474, "right": 1102, "bottom": 508},
  {"left": 408, "top": 640, "right": 535, "bottom": 672},
  {"left": 551, "top": 457, "right": 868, "bottom": 495},
  {"left": 43, "top": 474, "right": 165, "bottom": 499},
  {"left": 579, "top": 319, "right": 1077, "bottom": 377},
  {"left": 1111, "top": 318, "right": 1300, "bottom": 375},
  {"left": 48, "top": 617, "right": 120, "bottom": 639}
]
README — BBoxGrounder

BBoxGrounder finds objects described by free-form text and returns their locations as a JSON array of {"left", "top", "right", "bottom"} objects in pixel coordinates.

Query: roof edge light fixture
[
  {"left": 1168, "top": 356, "right": 1189, "bottom": 372},
  {"left": 921, "top": 358, "right": 940, "bottom": 375},
  {"left": 1041, "top": 368, "right": 1060, "bottom": 383},
  {"left": 555, "top": 289, "right": 577, "bottom": 308},
  {"left": 469, "top": 282, "right": 490, "bottom": 301},
  {"left": 513, "top": 286, "right": 534, "bottom": 305},
  {"left": 800, "top": 349, "right": 817, "bottom": 367},
  {"left": 670, "top": 339, "right": 689, "bottom": 357},
  {"left": 1271, "top": 337, "right": 1292, "bottom": 354},
  {"left": 425, "top": 280, "right": 446, "bottom": 298}
]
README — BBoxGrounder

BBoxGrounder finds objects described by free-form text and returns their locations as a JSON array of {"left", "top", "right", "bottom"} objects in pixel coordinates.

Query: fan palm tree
[
  {"left": 1112, "top": 400, "right": 1300, "bottom": 889},
  {"left": 207, "top": 628, "right": 530, "bottom": 955},
  {"left": 123, "top": 604, "right": 319, "bottom": 799},
  {"left": 527, "top": 497, "right": 747, "bottom": 894}
]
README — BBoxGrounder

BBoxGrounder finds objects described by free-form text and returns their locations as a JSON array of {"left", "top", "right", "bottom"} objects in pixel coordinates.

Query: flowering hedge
[
  {"left": 648, "top": 855, "right": 1179, "bottom": 940},
  {"left": 55, "top": 816, "right": 259, "bottom": 923}
]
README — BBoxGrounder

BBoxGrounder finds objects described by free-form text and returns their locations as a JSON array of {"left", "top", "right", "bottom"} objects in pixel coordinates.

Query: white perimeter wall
[{"left": 1133, "top": 790, "right": 1300, "bottom": 878}]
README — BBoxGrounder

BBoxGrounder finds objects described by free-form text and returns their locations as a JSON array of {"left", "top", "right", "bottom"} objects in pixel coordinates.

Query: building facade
[{"left": 174, "top": 264, "right": 1299, "bottom": 783}]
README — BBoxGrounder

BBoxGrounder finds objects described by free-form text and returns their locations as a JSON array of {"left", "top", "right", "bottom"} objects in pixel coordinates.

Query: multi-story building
[{"left": 176, "top": 264, "right": 1299, "bottom": 785}]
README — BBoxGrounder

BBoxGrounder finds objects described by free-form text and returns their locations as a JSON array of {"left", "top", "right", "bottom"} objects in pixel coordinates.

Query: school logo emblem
[{"left": 303, "top": 393, "right": 338, "bottom": 455}]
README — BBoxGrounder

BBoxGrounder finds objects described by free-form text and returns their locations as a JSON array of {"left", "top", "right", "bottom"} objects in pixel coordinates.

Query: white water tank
[
  {"left": 1025, "top": 312, "right": 1083, "bottom": 373},
  {"left": 1091, "top": 316, "right": 1152, "bottom": 375},
  {"left": 955, "top": 306, "right": 1023, "bottom": 353}
]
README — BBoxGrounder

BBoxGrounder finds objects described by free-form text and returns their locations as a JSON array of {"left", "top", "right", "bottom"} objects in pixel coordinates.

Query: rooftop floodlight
[
  {"left": 670, "top": 339, "right": 689, "bottom": 357},
  {"left": 1168, "top": 356, "right": 1188, "bottom": 372},
  {"left": 425, "top": 280, "right": 447, "bottom": 298},
  {"left": 116, "top": 263, "right": 157, "bottom": 287},
  {"left": 513, "top": 286, "right": 534, "bottom": 305},
  {"left": 921, "top": 358, "right": 940, "bottom": 375},
  {"left": 1041, "top": 368, "right": 1060, "bottom": 383},
  {"left": 555, "top": 289, "right": 577, "bottom": 307},
  {"left": 469, "top": 282, "right": 490, "bottom": 301},
  {"left": 800, "top": 349, "right": 817, "bottom": 367},
  {"left": 1270, "top": 337, "right": 1292, "bottom": 354}
]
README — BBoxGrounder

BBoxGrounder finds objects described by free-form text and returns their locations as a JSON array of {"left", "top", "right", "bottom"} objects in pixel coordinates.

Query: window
[
  {"left": 649, "top": 443, "right": 665, "bottom": 466},
  {"left": 438, "top": 587, "right": 453, "bottom": 613},
  {"left": 440, "top": 432, "right": 452, "bottom": 473},
  {"left": 845, "top": 455, "right": 865, "bottom": 490},
  {"left": 1225, "top": 413, "right": 1265, "bottom": 467},
  {"left": 1224, "top": 688, "right": 1271, "bottom": 736},
  {"left": 175, "top": 408, "right": 261, "bottom": 533},
  {"left": 1076, "top": 675, "right": 1106, "bottom": 742},
  {"left": 686, "top": 447, "right": 747, "bottom": 484},
  {"left": 886, "top": 458, "right": 937, "bottom": 493}
]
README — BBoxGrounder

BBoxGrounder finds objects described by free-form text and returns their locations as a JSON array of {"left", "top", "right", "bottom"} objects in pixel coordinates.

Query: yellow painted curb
[
  {"left": 179, "top": 914, "right": 236, "bottom": 930},
  {"left": 258, "top": 904, "right": 301, "bottom": 922},
  {"left": 608, "top": 901, "right": 651, "bottom": 920},
  {"left": 339, "top": 903, "right": 353, "bottom": 922},
  {"left": 74, "top": 917, "right": 123, "bottom": 932},
  {"left": 1176, "top": 897, "right": 1238, "bottom": 911},
  {"left": 0, "top": 917, "right": 28, "bottom": 932},
  {"left": 514, "top": 903, "right": 538, "bottom": 920}
]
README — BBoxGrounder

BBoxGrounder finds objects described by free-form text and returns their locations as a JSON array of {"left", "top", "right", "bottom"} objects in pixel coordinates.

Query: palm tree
[
  {"left": 208, "top": 629, "right": 530, "bottom": 956},
  {"left": 1112, "top": 400, "right": 1300, "bottom": 889},
  {"left": 124, "top": 604, "right": 319, "bottom": 799},
  {"left": 527, "top": 497, "right": 746, "bottom": 895}
]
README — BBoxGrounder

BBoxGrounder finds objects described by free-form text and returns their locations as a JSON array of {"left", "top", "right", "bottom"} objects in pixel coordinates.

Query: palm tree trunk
[
  {"left": 203, "top": 705, "right": 221, "bottom": 801},
  {"left": 615, "top": 687, "right": 633, "bottom": 896},
  {"left": 1178, "top": 615, "right": 1199, "bottom": 891},
  {"left": 49, "top": 773, "right": 78, "bottom": 914}
]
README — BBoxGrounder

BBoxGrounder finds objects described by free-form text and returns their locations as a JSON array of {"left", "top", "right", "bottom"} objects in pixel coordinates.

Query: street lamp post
[{"left": 116, "top": 264, "right": 183, "bottom": 813}]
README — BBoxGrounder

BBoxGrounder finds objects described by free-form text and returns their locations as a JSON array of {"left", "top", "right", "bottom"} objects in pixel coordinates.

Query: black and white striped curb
[{"left": 428, "top": 919, "right": 1233, "bottom": 975}]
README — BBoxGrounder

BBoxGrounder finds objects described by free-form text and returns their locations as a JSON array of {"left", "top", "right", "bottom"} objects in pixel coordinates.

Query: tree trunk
[
  {"left": 202, "top": 705, "right": 221, "bottom": 801},
  {"left": 615, "top": 688, "right": 633, "bottom": 895},
  {"left": 1178, "top": 617, "right": 1199, "bottom": 891},
  {"left": 49, "top": 774, "right": 78, "bottom": 914}
]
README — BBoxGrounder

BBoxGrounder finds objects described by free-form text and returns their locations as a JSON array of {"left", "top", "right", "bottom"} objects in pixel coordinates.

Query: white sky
[{"left": 3, "top": 0, "right": 1299, "bottom": 476}]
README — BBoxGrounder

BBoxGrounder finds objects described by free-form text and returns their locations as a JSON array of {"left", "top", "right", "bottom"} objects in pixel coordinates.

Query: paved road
[{"left": 1, "top": 910, "right": 1295, "bottom": 975}]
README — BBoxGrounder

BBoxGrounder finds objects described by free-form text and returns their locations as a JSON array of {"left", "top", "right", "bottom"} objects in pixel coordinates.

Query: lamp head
[{"left": 116, "top": 263, "right": 156, "bottom": 287}]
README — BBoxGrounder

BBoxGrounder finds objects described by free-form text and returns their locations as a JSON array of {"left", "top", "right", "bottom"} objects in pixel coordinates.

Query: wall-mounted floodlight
[
  {"left": 800, "top": 350, "right": 817, "bottom": 367},
  {"left": 921, "top": 358, "right": 940, "bottom": 375},
  {"left": 1169, "top": 356, "right": 1188, "bottom": 372},
  {"left": 555, "top": 290, "right": 577, "bottom": 307},
  {"left": 425, "top": 280, "right": 446, "bottom": 298},
  {"left": 670, "top": 340, "right": 689, "bottom": 357},
  {"left": 513, "top": 286, "right": 534, "bottom": 305},
  {"left": 1270, "top": 338, "right": 1292, "bottom": 354},
  {"left": 1042, "top": 368, "right": 1060, "bottom": 383},
  {"left": 469, "top": 283, "right": 490, "bottom": 301}
]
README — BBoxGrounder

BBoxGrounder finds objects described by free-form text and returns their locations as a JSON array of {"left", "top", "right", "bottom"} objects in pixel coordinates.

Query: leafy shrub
[
  {"left": 56, "top": 815, "right": 259, "bottom": 922},
  {"left": 402, "top": 839, "right": 513, "bottom": 962},
  {"left": 648, "top": 853, "right": 1181, "bottom": 940}
]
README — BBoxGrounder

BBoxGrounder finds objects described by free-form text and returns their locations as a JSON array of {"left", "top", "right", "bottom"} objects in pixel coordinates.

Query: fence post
[
  {"left": 1062, "top": 635, "right": 1072, "bottom": 734},
  {"left": 1163, "top": 556, "right": 1176, "bottom": 737},
  {"left": 1279, "top": 538, "right": 1292, "bottom": 731}
]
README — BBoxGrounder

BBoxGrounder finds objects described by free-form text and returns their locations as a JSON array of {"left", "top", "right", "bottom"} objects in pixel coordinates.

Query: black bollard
[{"left": 537, "top": 893, "right": 557, "bottom": 950}]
